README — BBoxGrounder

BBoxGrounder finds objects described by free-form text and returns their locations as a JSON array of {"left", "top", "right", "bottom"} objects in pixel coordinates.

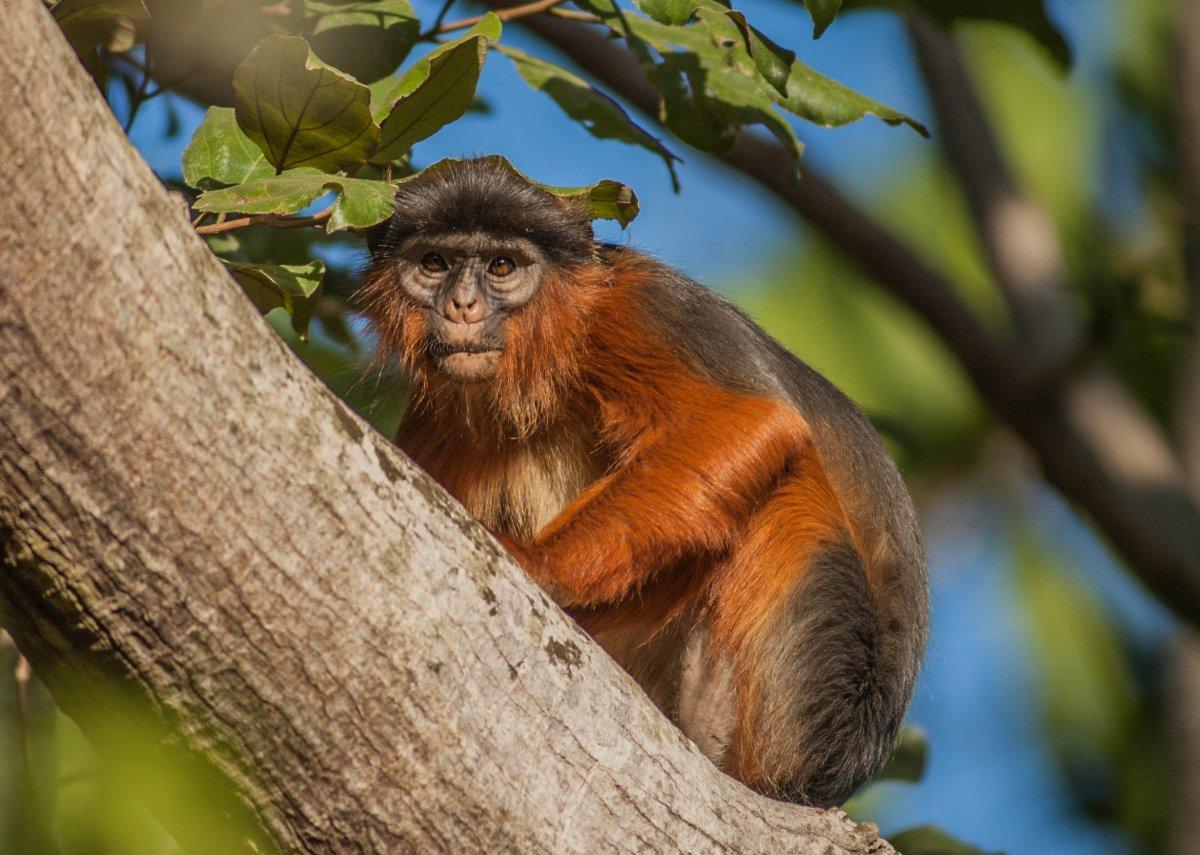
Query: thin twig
[
  {"left": 546, "top": 7, "right": 601, "bottom": 22},
  {"left": 123, "top": 59, "right": 153, "bottom": 133},
  {"left": 194, "top": 206, "right": 334, "bottom": 236},
  {"left": 426, "top": 0, "right": 458, "bottom": 35},
  {"left": 425, "top": 0, "right": 568, "bottom": 38}
]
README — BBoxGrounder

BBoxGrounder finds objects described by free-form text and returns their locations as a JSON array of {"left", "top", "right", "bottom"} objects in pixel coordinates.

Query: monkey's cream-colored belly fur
[
  {"left": 464, "top": 424, "right": 599, "bottom": 539},
  {"left": 466, "top": 427, "right": 738, "bottom": 769}
]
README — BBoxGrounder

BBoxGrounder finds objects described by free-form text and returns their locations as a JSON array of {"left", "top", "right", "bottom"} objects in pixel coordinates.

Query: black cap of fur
[{"left": 372, "top": 157, "right": 595, "bottom": 265}]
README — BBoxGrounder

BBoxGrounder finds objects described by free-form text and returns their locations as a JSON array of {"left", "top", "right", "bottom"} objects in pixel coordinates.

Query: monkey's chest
[{"left": 454, "top": 428, "right": 603, "bottom": 540}]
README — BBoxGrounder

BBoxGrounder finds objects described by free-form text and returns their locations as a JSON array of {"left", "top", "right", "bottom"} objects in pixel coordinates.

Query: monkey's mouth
[{"left": 429, "top": 340, "right": 503, "bottom": 381}]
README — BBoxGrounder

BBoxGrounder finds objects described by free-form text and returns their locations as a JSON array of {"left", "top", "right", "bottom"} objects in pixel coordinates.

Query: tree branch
[
  {"left": 904, "top": 13, "right": 1081, "bottom": 379},
  {"left": 422, "top": 0, "right": 568, "bottom": 38},
  {"left": 494, "top": 8, "right": 1200, "bottom": 626},
  {"left": 0, "top": 2, "right": 892, "bottom": 851},
  {"left": 1176, "top": 0, "right": 1200, "bottom": 492}
]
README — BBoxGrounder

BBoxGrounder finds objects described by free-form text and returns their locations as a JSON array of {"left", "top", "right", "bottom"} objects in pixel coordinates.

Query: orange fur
[{"left": 366, "top": 248, "right": 867, "bottom": 627}]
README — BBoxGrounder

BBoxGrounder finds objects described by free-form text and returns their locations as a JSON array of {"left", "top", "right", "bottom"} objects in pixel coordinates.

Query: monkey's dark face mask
[{"left": 394, "top": 231, "right": 546, "bottom": 382}]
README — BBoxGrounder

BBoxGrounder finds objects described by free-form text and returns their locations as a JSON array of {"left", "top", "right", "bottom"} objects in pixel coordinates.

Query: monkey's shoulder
[{"left": 600, "top": 247, "right": 867, "bottom": 430}]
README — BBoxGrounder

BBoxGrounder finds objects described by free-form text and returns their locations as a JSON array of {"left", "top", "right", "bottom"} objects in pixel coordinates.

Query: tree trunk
[{"left": 0, "top": 2, "right": 891, "bottom": 851}]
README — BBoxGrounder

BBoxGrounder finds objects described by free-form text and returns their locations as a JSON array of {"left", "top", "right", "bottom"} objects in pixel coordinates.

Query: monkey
[{"left": 360, "top": 157, "right": 929, "bottom": 807}]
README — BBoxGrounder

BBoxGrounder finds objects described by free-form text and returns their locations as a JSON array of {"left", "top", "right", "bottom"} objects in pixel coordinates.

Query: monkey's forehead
[
  {"left": 392, "top": 230, "right": 543, "bottom": 259},
  {"left": 383, "top": 162, "right": 595, "bottom": 263}
]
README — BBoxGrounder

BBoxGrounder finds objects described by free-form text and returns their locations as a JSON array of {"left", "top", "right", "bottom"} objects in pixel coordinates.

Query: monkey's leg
[{"left": 702, "top": 464, "right": 894, "bottom": 807}]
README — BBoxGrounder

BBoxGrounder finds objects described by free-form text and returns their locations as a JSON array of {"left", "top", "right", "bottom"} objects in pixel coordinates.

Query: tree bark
[{"left": 0, "top": 2, "right": 891, "bottom": 852}]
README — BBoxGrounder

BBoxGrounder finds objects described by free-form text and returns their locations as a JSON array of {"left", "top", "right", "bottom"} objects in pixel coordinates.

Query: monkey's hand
[{"left": 491, "top": 531, "right": 572, "bottom": 606}]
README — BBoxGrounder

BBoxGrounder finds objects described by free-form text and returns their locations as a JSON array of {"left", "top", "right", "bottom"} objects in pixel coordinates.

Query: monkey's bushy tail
[{"left": 752, "top": 540, "right": 921, "bottom": 807}]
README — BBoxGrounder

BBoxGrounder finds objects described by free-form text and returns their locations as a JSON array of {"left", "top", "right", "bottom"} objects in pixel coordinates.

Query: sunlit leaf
[
  {"left": 548, "top": 180, "right": 641, "bottom": 227},
  {"left": 845, "top": 0, "right": 1071, "bottom": 69},
  {"left": 223, "top": 260, "right": 325, "bottom": 340},
  {"left": 498, "top": 45, "right": 681, "bottom": 190},
  {"left": 576, "top": 4, "right": 802, "bottom": 160},
  {"left": 370, "top": 14, "right": 501, "bottom": 162},
  {"left": 306, "top": 0, "right": 421, "bottom": 83},
  {"left": 874, "top": 725, "right": 928, "bottom": 782},
  {"left": 182, "top": 107, "right": 274, "bottom": 189},
  {"left": 634, "top": 0, "right": 696, "bottom": 26},
  {"left": 694, "top": 1, "right": 793, "bottom": 96},
  {"left": 233, "top": 35, "right": 379, "bottom": 173},
  {"left": 887, "top": 825, "right": 1001, "bottom": 855},
  {"left": 775, "top": 58, "right": 928, "bottom": 135},
  {"left": 193, "top": 170, "right": 396, "bottom": 232},
  {"left": 800, "top": 0, "right": 842, "bottom": 38}
]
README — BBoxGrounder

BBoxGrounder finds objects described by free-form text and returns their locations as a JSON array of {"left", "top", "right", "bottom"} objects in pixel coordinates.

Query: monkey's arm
[{"left": 509, "top": 393, "right": 815, "bottom": 606}]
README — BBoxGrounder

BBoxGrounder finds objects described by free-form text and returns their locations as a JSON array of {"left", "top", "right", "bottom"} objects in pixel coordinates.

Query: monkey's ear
[{"left": 362, "top": 219, "right": 392, "bottom": 257}]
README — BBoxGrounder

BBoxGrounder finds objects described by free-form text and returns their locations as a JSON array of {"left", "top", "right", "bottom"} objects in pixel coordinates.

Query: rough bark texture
[{"left": 0, "top": 2, "right": 893, "bottom": 852}]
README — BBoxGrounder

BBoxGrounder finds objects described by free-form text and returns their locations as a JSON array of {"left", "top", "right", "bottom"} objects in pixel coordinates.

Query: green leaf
[
  {"left": 727, "top": 12, "right": 795, "bottom": 97},
  {"left": 233, "top": 35, "right": 380, "bottom": 173},
  {"left": 305, "top": 0, "right": 421, "bottom": 83},
  {"left": 370, "top": 15, "right": 501, "bottom": 162},
  {"left": 498, "top": 46, "right": 680, "bottom": 190},
  {"left": 580, "top": 7, "right": 802, "bottom": 160},
  {"left": 775, "top": 57, "right": 928, "bottom": 135},
  {"left": 874, "top": 726, "right": 928, "bottom": 782},
  {"left": 223, "top": 260, "right": 325, "bottom": 340},
  {"left": 845, "top": 0, "right": 1070, "bottom": 69},
  {"left": 403, "top": 157, "right": 640, "bottom": 226},
  {"left": 634, "top": 0, "right": 696, "bottom": 26},
  {"left": 182, "top": 108, "right": 275, "bottom": 189},
  {"left": 585, "top": 0, "right": 922, "bottom": 149},
  {"left": 801, "top": 0, "right": 842, "bottom": 38},
  {"left": 53, "top": 0, "right": 148, "bottom": 80},
  {"left": 194, "top": 170, "right": 396, "bottom": 232},
  {"left": 887, "top": 825, "right": 1001, "bottom": 855},
  {"left": 548, "top": 180, "right": 641, "bottom": 227},
  {"left": 694, "top": 1, "right": 793, "bottom": 96}
]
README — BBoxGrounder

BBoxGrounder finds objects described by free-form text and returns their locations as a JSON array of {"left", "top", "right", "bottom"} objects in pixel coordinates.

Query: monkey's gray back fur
[{"left": 619, "top": 248, "right": 929, "bottom": 806}]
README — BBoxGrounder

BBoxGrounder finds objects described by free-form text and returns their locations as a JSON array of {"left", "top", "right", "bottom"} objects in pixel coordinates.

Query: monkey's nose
[{"left": 442, "top": 293, "right": 486, "bottom": 325}]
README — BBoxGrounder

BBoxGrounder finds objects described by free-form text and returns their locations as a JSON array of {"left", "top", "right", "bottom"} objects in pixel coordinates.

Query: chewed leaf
[
  {"left": 193, "top": 170, "right": 396, "bottom": 232},
  {"left": 182, "top": 107, "right": 274, "bottom": 189},
  {"left": 549, "top": 180, "right": 640, "bottom": 227},
  {"left": 369, "top": 15, "right": 501, "bottom": 162},
  {"left": 399, "top": 156, "right": 640, "bottom": 227},
  {"left": 233, "top": 35, "right": 379, "bottom": 173},
  {"left": 694, "top": 2, "right": 793, "bottom": 97},
  {"left": 223, "top": 260, "right": 325, "bottom": 340},
  {"left": 499, "top": 46, "right": 680, "bottom": 190}
]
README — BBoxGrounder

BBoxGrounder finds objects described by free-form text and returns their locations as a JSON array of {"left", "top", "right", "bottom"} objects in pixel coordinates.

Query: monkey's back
[{"left": 611, "top": 248, "right": 930, "bottom": 773}]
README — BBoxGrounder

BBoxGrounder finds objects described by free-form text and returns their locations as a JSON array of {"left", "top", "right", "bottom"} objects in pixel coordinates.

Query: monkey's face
[{"left": 394, "top": 232, "right": 545, "bottom": 382}]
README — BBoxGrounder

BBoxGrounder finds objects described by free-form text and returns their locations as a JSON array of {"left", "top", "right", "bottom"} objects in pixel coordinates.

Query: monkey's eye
[
  {"left": 487, "top": 257, "right": 516, "bottom": 278},
  {"left": 419, "top": 253, "right": 448, "bottom": 274}
]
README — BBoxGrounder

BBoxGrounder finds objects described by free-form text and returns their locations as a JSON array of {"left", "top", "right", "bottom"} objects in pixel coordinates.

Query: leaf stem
[
  {"left": 426, "top": 0, "right": 569, "bottom": 38},
  {"left": 194, "top": 206, "right": 335, "bottom": 236}
]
